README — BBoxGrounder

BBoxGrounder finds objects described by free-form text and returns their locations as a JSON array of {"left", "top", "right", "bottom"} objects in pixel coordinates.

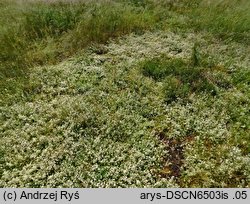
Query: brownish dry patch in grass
[{"left": 157, "top": 131, "right": 195, "bottom": 181}]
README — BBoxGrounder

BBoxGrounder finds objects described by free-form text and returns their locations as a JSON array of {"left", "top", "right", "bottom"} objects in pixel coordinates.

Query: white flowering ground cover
[{"left": 0, "top": 30, "right": 249, "bottom": 187}]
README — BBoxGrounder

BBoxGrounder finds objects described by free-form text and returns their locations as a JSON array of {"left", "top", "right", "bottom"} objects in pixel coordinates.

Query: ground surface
[{"left": 0, "top": 0, "right": 249, "bottom": 187}]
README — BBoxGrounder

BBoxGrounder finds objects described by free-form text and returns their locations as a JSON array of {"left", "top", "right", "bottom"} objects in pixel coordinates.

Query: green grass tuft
[{"left": 142, "top": 55, "right": 222, "bottom": 103}]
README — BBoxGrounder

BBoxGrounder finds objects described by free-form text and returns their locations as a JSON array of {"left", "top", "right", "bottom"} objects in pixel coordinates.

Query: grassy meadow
[{"left": 0, "top": 0, "right": 249, "bottom": 187}]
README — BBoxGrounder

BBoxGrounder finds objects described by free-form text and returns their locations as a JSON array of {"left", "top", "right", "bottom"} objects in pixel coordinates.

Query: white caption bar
[{"left": 0, "top": 188, "right": 249, "bottom": 204}]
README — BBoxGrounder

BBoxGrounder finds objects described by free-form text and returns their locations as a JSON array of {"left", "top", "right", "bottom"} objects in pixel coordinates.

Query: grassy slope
[{"left": 0, "top": 0, "right": 249, "bottom": 187}]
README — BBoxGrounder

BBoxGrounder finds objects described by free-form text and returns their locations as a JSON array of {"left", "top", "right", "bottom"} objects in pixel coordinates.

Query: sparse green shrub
[
  {"left": 142, "top": 57, "right": 187, "bottom": 80},
  {"left": 142, "top": 56, "right": 219, "bottom": 103},
  {"left": 163, "top": 76, "right": 190, "bottom": 103},
  {"left": 141, "top": 58, "right": 168, "bottom": 80}
]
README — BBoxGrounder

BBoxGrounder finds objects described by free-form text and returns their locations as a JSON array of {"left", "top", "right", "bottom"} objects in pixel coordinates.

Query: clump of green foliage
[{"left": 141, "top": 45, "right": 227, "bottom": 103}]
